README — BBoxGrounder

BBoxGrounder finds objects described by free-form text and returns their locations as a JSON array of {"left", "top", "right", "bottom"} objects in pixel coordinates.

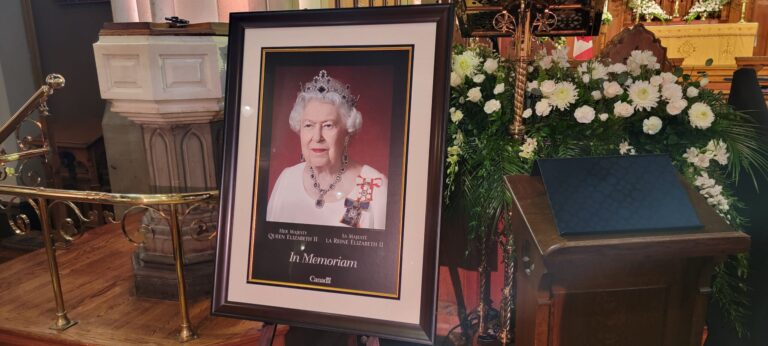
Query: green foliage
[{"left": 445, "top": 44, "right": 767, "bottom": 335}]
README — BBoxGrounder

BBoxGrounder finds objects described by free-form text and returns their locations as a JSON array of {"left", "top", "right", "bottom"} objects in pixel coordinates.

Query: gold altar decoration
[
  {"left": 1, "top": 74, "right": 218, "bottom": 343},
  {"left": 739, "top": 0, "right": 748, "bottom": 23},
  {"left": 646, "top": 23, "right": 758, "bottom": 67}
]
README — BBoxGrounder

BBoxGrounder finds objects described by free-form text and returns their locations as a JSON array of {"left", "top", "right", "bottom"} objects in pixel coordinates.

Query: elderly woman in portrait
[{"left": 266, "top": 70, "right": 388, "bottom": 230}]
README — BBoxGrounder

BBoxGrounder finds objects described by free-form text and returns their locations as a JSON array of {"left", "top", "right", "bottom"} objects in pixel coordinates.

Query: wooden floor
[{"left": 0, "top": 219, "right": 269, "bottom": 346}]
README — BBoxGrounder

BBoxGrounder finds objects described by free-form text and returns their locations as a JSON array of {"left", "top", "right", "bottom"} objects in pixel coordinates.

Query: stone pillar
[{"left": 93, "top": 26, "right": 226, "bottom": 299}]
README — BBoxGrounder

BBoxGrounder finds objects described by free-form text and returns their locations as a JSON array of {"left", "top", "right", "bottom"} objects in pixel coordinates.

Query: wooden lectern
[{"left": 505, "top": 175, "right": 750, "bottom": 346}]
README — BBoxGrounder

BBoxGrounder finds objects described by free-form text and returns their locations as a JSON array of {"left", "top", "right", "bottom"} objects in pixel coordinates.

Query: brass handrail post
[
  {"left": 38, "top": 197, "right": 77, "bottom": 330},
  {"left": 169, "top": 204, "right": 198, "bottom": 342}
]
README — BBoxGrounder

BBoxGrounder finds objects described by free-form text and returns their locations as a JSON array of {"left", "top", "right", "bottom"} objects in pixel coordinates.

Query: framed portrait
[{"left": 213, "top": 4, "right": 453, "bottom": 344}]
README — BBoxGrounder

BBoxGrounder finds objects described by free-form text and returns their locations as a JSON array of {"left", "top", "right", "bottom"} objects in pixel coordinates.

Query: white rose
[
  {"left": 700, "top": 77, "right": 709, "bottom": 87},
  {"left": 599, "top": 113, "right": 609, "bottom": 121},
  {"left": 450, "top": 72, "right": 462, "bottom": 87},
  {"left": 494, "top": 83, "right": 505, "bottom": 95},
  {"left": 661, "top": 83, "right": 683, "bottom": 101},
  {"left": 539, "top": 56, "right": 553, "bottom": 69},
  {"left": 650, "top": 75, "right": 663, "bottom": 86},
  {"left": 467, "top": 87, "right": 482, "bottom": 103},
  {"left": 660, "top": 72, "right": 677, "bottom": 85},
  {"left": 535, "top": 99, "right": 552, "bottom": 116},
  {"left": 582, "top": 74, "right": 591, "bottom": 83},
  {"left": 473, "top": 74, "right": 486, "bottom": 83},
  {"left": 687, "top": 86, "right": 699, "bottom": 98},
  {"left": 483, "top": 58, "right": 498, "bottom": 74},
  {"left": 574, "top": 105, "right": 596, "bottom": 124},
  {"left": 450, "top": 109, "right": 463, "bottom": 123},
  {"left": 602, "top": 81, "right": 624, "bottom": 98},
  {"left": 591, "top": 90, "right": 603, "bottom": 100},
  {"left": 522, "top": 108, "right": 533, "bottom": 118},
  {"left": 613, "top": 101, "right": 634, "bottom": 118},
  {"left": 666, "top": 98, "right": 688, "bottom": 115},
  {"left": 688, "top": 102, "right": 715, "bottom": 129},
  {"left": 483, "top": 99, "right": 501, "bottom": 114},
  {"left": 540, "top": 80, "right": 557, "bottom": 96},
  {"left": 642, "top": 116, "right": 663, "bottom": 135}
]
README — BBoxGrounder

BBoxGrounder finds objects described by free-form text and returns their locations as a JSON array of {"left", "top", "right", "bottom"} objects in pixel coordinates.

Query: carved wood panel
[{"left": 753, "top": 0, "right": 768, "bottom": 55}]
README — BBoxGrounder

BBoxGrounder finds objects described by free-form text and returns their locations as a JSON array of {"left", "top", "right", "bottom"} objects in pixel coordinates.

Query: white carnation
[
  {"left": 687, "top": 86, "right": 699, "bottom": 98},
  {"left": 628, "top": 50, "right": 657, "bottom": 68},
  {"left": 613, "top": 101, "right": 634, "bottom": 118},
  {"left": 599, "top": 113, "right": 609, "bottom": 121},
  {"left": 688, "top": 102, "right": 715, "bottom": 129},
  {"left": 608, "top": 63, "right": 628, "bottom": 74},
  {"left": 650, "top": 75, "right": 663, "bottom": 86},
  {"left": 700, "top": 77, "right": 709, "bottom": 87},
  {"left": 473, "top": 74, "right": 486, "bottom": 83},
  {"left": 494, "top": 83, "right": 505, "bottom": 95},
  {"left": 574, "top": 105, "right": 596, "bottom": 124},
  {"left": 467, "top": 87, "right": 482, "bottom": 103},
  {"left": 642, "top": 116, "right": 663, "bottom": 135},
  {"left": 527, "top": 81, "right": 539, "bottom": 92},
  {"left": 591, "top": 63, "right": 609, "bottom": 80},
  {"left": 483, "top": 99, "right": 501, "bottom": 114},
  {"left": 582, "top": 74, "right": 591, "bottom": 83},
  {"left": 591, "top": 90, "right": 603, "bottom": 100}
]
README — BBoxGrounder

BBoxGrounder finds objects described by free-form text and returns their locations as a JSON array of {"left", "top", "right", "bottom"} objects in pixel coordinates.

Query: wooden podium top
[
  {"left": 99, "top": 22, "right": 229, "bottom": 36},
  {"left": 504, "top": 175, "right": 750, "bottom": 265}
]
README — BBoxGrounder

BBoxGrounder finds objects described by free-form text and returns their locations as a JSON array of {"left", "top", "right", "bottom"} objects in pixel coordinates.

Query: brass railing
[{"left": 0, "top": 74, "right": 218, "bottom": 342}]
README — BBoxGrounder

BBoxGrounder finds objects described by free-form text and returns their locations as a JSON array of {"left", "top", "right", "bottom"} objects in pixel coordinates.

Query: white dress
[{"left": 266, "top": 162, "right": 388, "bottom": 229}]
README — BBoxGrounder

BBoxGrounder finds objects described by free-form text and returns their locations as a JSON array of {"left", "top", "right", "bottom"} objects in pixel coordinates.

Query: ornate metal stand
[{"left": 456, "top": 1, "right": 607, "bottom": 344}]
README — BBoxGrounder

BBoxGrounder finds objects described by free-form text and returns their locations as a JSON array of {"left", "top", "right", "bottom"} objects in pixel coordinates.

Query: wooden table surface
[{"left": 0, "top": 216, "right": 270, "bottom": 345}]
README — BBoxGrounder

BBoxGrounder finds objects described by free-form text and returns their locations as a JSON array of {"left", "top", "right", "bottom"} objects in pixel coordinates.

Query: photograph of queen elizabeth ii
[
  {"left": 266, "top": 70, "right": 388, "bottom": 229},
  {"left": 247, "top": 46, "right": 412, "bottom": 298}
]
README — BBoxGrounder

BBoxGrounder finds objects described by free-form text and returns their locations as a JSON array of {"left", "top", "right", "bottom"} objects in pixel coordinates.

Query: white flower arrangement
[
  {"left": 447, "top": 45, "right": 767, "bottom": 336},
  {"left": 628, "top": 0, "right": 672, "bottom": 21},
  {"left": 685, "top": 0, "right": 730, "bottom": 21},
  {"left": 602, "top": 10, "right": 613, "bottom": 25}
]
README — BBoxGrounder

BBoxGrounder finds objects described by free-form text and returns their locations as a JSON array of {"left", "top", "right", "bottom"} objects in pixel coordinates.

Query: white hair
[{"left": 288, "top": 91, "right": 362, "bottom": 134}]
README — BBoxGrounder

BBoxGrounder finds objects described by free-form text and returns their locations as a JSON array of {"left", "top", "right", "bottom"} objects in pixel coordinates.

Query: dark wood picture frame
[{"left": 212, "top": 4, "right": 453, "bottom": 344}]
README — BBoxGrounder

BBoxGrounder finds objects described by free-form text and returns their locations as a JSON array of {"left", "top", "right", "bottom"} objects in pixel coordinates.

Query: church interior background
[{"left": 0, "top": 0, "right": 767, "bottom": 345}]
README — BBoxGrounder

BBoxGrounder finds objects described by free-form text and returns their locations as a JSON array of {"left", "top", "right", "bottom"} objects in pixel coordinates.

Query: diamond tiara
[{"left": 300, "top": 70, "right": 359, "bottom": 107}]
